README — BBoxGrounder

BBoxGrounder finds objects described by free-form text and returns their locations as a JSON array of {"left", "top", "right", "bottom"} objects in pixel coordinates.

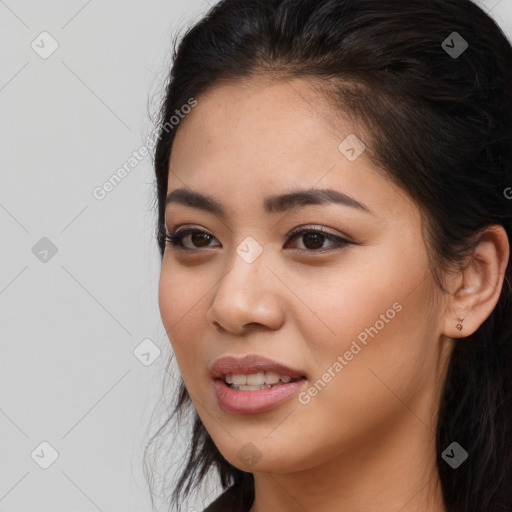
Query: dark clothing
[{"left": 203, "top": 484, "right": 253, "bottom": 512}]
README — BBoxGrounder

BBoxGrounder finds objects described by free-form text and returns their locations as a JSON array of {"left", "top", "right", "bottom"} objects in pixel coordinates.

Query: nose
[{"left": 206, "top": 248, "right": 285, "bottom": 335}]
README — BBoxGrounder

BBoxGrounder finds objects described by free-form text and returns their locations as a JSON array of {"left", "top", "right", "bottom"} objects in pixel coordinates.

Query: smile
[{"left": 209, "top": 354, "right": 307, "bottom": 414}]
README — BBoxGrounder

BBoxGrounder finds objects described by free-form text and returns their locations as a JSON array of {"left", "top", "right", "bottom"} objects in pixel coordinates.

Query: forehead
[
  {"left": 170, "top": 78, "right": 361, "bottom": 180},
  {"left": 175, "top": 81, "right": 315, "bottom": 154},
  {"left": 166, "top": 78, "right": 417, "bottom": 223}
]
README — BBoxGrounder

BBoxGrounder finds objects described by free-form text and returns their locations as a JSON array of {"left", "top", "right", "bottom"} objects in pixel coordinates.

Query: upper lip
[{"left": 209, "top": 354, "right": 306, "bottom": 380}]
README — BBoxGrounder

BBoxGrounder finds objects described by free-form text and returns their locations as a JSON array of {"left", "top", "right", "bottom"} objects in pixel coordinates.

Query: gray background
[{"left": 0, "top": 1, "right": 511, "bottom": 511}]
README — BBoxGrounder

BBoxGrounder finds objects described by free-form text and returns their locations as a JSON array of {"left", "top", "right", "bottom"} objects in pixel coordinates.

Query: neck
[{"left": 248, "top": 413, "right": 446, "bottom": 512}]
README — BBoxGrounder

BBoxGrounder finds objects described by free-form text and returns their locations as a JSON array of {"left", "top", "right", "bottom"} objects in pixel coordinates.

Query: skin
[{"left": 158, "top": 77, "right": 509, "bottom": 512}]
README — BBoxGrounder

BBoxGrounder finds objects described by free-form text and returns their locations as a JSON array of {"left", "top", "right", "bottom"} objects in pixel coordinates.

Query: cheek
[
  {"left": 293, "top": 239, "right": 419, "bottom": 360},
  {"left": 158, "top": 259, "right": 211, "bottom": 378},
  {"left": 293, "top": 305, "right": 430, "bottom": 470},
  {"left": 292, "top": 244, "right": 434, "bottom": 437}
]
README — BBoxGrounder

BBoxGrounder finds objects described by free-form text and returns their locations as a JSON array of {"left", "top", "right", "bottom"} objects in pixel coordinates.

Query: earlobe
[{"left": 442, "top": 225, "right": 510, "bottom": 339}]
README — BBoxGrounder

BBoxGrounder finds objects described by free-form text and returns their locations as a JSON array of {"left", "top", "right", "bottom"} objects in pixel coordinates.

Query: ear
[{"left": 442, "top": 225, "right": 510, "bottom": 338}]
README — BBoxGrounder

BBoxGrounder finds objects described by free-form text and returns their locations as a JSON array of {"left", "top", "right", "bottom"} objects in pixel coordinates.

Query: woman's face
[{"left": 158, "top": 78, "right": 453, "bottom": 475}]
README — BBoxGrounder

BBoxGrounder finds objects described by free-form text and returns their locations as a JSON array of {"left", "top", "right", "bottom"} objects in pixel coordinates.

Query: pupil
[
  {"left": 304, "top": 233, "right": 324, "bottom": 250},
  {"left": 193, "top": 233, "right": 211, "bottom": 247}
]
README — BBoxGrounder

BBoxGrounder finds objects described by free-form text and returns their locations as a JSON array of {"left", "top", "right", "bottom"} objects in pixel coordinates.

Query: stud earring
[{"left": 456, "top": 317, "right": 464, "bottom": 332}]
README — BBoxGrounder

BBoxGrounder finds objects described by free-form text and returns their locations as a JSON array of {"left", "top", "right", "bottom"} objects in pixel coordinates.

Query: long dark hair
[{"left": 143, "top": 1, "right": 512, "bottom": 510}]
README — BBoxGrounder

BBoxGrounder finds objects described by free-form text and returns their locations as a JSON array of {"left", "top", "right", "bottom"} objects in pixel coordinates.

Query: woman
[{"left": 144, "top": 0, "right": 512, "bottom": 511}]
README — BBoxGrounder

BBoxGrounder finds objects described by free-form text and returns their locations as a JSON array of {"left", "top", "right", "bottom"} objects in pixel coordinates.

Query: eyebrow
[{"left": 165, "top": 187, "right": 373, "bottom": 217}]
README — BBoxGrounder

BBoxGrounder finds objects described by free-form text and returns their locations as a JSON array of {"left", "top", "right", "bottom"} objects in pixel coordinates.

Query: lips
[
  {"left": 209, "top": 354, "right": 308, "bottom": 414},
  {"left": 209, "top": 354, "right": 306, "bottom": 380}
]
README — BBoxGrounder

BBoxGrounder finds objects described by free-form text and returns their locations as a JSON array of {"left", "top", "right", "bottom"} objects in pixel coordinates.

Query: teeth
[
  {"left": 225, "top": 371, "right": 298, "bottom": 387},
  {"left": 235, "top": 384, "right": 272, "bottom": 391},
  {"left": 231, "top": 374, "right": 247, "bottom": 385},
  {"left": 264, "top": 371, "right": 281, "bottom": 385},
  {"left": 246, "top": 372, "right": 265, "bottom": 385}
]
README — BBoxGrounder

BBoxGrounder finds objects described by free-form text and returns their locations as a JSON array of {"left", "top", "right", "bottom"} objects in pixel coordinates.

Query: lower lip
[{"left": 213, "top": 378, "right": 307, "bottom": 414}]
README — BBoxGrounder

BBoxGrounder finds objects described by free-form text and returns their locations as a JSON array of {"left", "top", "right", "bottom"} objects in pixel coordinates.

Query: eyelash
[{"left": 160, "top": 226, "right": 352, "bottom": 254}]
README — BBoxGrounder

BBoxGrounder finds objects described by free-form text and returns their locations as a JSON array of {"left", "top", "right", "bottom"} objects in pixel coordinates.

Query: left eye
[{"left": 161, "top": 226, "right": 351, "bottom": 253}]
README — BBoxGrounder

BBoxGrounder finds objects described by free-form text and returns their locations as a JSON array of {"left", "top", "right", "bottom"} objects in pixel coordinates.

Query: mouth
[
  {"left": 223, "top": 372, "right": 305, "bottom": 391},
  {"left": 209, "top": 354, "right": 307, "bottom": 414},
  {"left": 210, "top": 354, "right": 307, "bottom": 384}
]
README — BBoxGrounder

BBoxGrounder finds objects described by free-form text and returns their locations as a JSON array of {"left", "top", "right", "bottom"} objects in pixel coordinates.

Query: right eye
[{"left": 162, "top": 227, "right": 221, "bottom": 251}]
